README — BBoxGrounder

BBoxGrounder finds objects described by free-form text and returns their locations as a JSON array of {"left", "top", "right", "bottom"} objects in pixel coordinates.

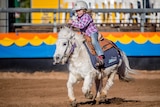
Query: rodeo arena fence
[
  {"left": 0, "top": 8, "right": 160, "bottom": 33},
  {"left": 0, "top": 1, "right": 160, "bottom": 70}
]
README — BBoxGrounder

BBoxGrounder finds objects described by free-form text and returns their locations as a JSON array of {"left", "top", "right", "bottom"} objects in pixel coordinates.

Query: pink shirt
[{"left": 71, "top": 13, "right": 98, "bottom": 36}]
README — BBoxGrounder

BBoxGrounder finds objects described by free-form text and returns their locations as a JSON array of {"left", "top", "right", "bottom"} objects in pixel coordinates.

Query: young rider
[{"left": 68, "top": 0, "right": 104, "bottom": 66}]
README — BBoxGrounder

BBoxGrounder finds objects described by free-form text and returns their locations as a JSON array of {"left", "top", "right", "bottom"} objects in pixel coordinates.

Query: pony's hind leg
[
  {"left": 93, "top": 76, "right": 103, "bottom": 104},
  {"left": 82, "top": 75, "right": 94, "bottom": 99},
  {"left": 101, "top": 69, "right": 117, "bottom": 101},
  {"left": 67, "top": 73, "right": 78, "bottom": 107}
]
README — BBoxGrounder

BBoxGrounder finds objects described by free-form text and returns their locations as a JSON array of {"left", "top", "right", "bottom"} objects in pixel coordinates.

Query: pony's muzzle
[{"left": 53, "top": 54, "right": 61, "bottom": 65}]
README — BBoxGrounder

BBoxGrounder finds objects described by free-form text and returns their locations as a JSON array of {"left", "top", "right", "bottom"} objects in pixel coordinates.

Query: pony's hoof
[
  {"left": 70, "top": 100, "right": 77, "bottom": 107},
  {"left": 100, "top": 95, "right": 107, "bottom": 102},
  {"left": 85, "top": 91, "right": 93, "bottom": 99},
  {"left": 93, "top": 97, "right": 101, "bottom": 105}
]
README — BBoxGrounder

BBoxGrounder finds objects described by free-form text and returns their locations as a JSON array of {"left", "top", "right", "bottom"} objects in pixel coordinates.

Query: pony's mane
[{"left": 59, "top": 26, "right": 85, "bottom": 42}]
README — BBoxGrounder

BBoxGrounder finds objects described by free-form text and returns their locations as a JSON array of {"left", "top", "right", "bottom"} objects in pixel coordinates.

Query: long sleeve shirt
[{"left": 71, "top": 13, "right": 98, "bottom": 36}]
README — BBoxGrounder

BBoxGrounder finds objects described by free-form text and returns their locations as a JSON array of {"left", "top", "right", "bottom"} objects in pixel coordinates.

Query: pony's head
[
  {"left": 53, "top": 26, "right": 84, "bottom": 65},
  {"left": 58, "top": 26, "right": 74, "bottom": 39}
]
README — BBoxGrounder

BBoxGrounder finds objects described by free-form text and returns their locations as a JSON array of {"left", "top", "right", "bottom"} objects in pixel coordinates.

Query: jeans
[{"left": 90, "top": 32, "right": 104, "bottom": 56}]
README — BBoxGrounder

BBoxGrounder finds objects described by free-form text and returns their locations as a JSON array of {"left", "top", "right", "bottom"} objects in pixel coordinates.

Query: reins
[
  {"left": 58, "top": 27, "right": 85, "bottom": 62},
  {"left": 58, "top": 35, "right": 77, "bottom": 61}
]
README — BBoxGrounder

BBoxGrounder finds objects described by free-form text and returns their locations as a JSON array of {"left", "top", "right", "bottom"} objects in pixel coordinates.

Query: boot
[{"left": 96, "top": 55, "right": 104, "bottom": 67}]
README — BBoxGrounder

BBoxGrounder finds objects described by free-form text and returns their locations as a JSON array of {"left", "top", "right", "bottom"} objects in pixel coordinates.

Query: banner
[{"left": 0, "top": 32, "right": 160, "bottom": 58}]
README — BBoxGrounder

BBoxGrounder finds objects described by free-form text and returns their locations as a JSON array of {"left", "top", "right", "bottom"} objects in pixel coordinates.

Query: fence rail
[
  {"left": 0, "top": 8, "right": 160, "bottom": 13},
  {"left": 0, "top": 8, "right": 160, "bottom": 32}
]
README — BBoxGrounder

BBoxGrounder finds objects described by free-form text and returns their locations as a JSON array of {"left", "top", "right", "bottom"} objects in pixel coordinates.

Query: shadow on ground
[{"left": 78, "top": 97, "right": 140, "bottom": 106}]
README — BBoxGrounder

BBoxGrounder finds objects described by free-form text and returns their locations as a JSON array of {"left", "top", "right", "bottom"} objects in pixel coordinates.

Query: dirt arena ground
[{"left": 0, "top": 70, "right": 160, "bottom": 107}]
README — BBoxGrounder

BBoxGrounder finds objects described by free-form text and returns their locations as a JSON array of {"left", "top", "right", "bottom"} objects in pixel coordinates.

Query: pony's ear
[
  {"left": 59, "top": 26, "right": 63, "bottom": 29},
  {"left": 64, "top": 26, "right": 72, "bottom": 33},
  {"left": 64, "top": 25, "right": 68, "bottom": 29},
  {"left": 59, "top": 26, "right": 68, "bottom": 32}
]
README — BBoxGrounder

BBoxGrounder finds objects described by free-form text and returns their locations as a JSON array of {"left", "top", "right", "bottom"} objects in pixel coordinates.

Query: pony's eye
[{"left": 63, "top": 42, "right": 67, "bottom": 46}]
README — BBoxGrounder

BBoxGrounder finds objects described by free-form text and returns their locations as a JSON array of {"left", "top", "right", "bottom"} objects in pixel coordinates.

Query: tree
[{"left": 20, "top": 0, "right": 30, "bottom": 22}]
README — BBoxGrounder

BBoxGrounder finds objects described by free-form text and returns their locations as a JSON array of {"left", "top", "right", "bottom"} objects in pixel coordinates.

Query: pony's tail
[{"left": 117, "top": 51, "right": 137, "bottom": 82}]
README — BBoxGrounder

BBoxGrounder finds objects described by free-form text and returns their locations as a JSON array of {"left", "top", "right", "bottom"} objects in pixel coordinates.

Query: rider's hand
[{"left": 68, "top": 19, "right": 72, "bottom": 24}]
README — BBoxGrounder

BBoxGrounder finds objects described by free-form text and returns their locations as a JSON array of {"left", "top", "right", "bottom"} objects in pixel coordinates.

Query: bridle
[
  {"left": 54, "top": 27, "right": 84, "bottom": 64},
  {"left": 63, "top": 38, "right": 77, "bottom": 58},
  {"left": 58, "top": 35, "right": 77, "bottom": 62}
]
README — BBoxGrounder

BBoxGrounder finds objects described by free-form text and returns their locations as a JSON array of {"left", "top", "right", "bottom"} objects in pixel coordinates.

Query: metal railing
[{"left": 0, "top": 8, "right": 160, "bottom": 32}]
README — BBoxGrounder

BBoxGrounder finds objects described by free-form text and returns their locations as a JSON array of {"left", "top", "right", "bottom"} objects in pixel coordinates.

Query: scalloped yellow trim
[
  {"left": 30, "top": 36, "right": 43, "bottom": 46},
  {"left": 43, "top": 35, "right": 57, "bottom": 45},
  {"left": 0, "top": 38, "right": 14, "bottom": 46},
  {"left": 119, "top": 34, "right": 133, "bottom": 44},
  {"left": 0, "top": 34, "right": 160, "bottom": 47},
  {"left": 104, "top": 34, "right": 160, "bottom": 44},
  {"left": 150, "top": 34, "right": 160, "bottom": 44},
  {"left": 134, "top": 34, "right": 148, "bottom": 44},
  {"left": 15, "top": 38, "right": 29, "bottom": 47},
  {"left": 106, "top": 34, "right": 118, "bottom": 42}
]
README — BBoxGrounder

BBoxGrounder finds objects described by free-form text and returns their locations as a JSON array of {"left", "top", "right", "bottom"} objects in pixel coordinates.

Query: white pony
[{"left": 53, "top": 26, "right": 135, "bottom": 107}]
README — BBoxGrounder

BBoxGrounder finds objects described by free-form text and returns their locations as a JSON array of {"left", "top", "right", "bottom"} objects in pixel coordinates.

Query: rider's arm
[{"left": 71, "top": 14, "right": 92, "bottom": 29}]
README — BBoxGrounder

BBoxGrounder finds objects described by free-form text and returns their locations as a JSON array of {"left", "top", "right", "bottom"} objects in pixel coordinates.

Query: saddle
[{"left": 84, "top": 33, "right": 119, "bottom": 55}]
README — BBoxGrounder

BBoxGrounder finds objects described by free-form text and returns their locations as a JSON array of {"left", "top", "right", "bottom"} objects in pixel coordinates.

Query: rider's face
[{"left": 76, "top": 9, "right": 85, "bottom": 17}]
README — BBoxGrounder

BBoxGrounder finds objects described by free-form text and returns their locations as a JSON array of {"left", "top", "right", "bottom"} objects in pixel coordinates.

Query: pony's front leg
[
  {"left": 82, "top": 75, "right": 94, "bottom": 99},
  {"left": 67, "top": 73, "right": 78, "bottom": 107}
]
